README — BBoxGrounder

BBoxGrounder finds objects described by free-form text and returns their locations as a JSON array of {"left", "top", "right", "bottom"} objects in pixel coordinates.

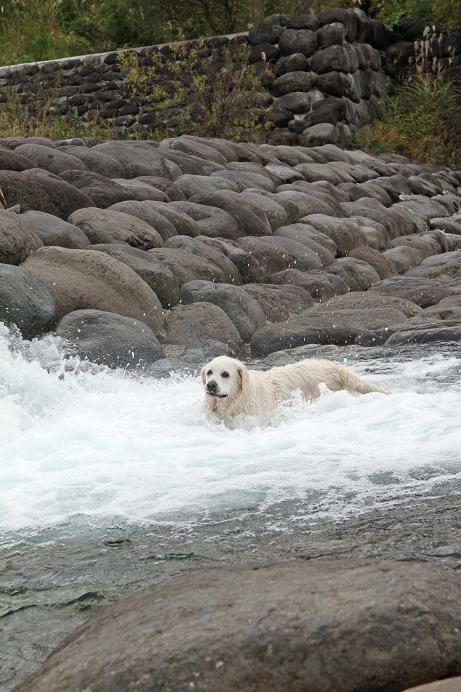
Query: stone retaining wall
[{"left": 0, "top": 7, "right": 459, "bottom": 146}]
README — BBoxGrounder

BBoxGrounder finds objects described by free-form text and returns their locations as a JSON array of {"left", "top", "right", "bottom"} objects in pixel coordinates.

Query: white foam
[{"left": 0, "top": 325, "right": 460, "bottom": 533}]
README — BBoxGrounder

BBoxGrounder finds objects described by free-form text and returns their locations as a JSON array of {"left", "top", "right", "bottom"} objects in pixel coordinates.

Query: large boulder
[
  {"left": 243, "top": 283, "right": 313, "bottom": 322},
  {"left": 165, "top": 236, "right": 241, "bottom": 285},
  {"left": 15, "top": 143, "right": 88, "bottom": 175},
  {"left": 0, "top": 146, "right": 33, "bottom": 171},
  {"left": 0, "top": 263, "right": 55, "bottom": 338},
  {"left": 180, "top": 281, "right": 266, "bottom": 341},
  {"left": 59, "top": 170, "right": 143, "bottom": 208},
  {"left": 271, "top": 268, "right": 347, "bottom": 301},
  {"left": 22, "top": 247, "right": 163, "bottom": 332},
  {"left": 323, "top": 291, "right": 423, "bottom": 317},
  {"left": 108, "top": 201, "right": 178, "bottom": 241},
  {"left": 170, "top": 201, "right": 238, "bottom": 239},
  {"left": 385, "top": 325, "right": 461, "bottom": 346},
  {"left": 137, "top": 201, "right": 200, "bottom": 237},
  {"left": 57, "top": 145, "right": 125, "bottom": 178},
  {"left": 91, "top": 243, "right": 179, "bottom": 308},
  {"left": 274, "top": 224, "right": 336, "bottom": 266},
  {"left": 68, "top": 208, "right": 163, "bottom": 249},
  {"left": 149, "top": 247, "right": 227, "bottom": 285},
  {"left": 0, "top": 170, "right": 93, "bottom": 219},
  {"left": 279, "top": 29, "right": 317, "bottom": 57},
  {"left": 0, "top": 210, "right": 43, "bottom": 264},
  {"left": 56, "top": 309, "right": 164, "bottom": 370},
  {"left": 272, "top": 71, "right": 316, "bottom": 96},
  {"left": 161, "top": 302, "right": 241, "bottom": 348},
  {"left": 404, "top": 678, "right": 461, "bottom": 692},
  {"left": 370, "top": 277, "right": 461, "bottom": 308},
  {"left": 349, "top": 246, "right": 397, "bottom": 279},
  {"left": 301, "top": 214, "right": 367, "bottom": 255},
  {"left": 22, "top": 210, "right": 90, "bottom": 249},
  {"left": 135, "top": 176, "right": 186, "bottom": 201},
  {"left": 111, "top": 178, "right": 169, "bottom": 202},
  {"left": 326, "top": 257, "right": 381, "bottom": 291},
  {"left": 189, "top": 191, "right": 272, "bottom": 237},
  {"left": 92, "top": 141, "right": 175, "bottom": 178},
  {"left": 16, "top": 560, "right": 461, "bottom": 692},
  {"left": 251, "top": 305, "right": 407, "bottom": 356}
]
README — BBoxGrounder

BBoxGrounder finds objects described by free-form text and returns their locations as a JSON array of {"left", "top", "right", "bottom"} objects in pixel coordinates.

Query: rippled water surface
[{"left": 0, "top": 325, "right": 460, "bottom": 539}]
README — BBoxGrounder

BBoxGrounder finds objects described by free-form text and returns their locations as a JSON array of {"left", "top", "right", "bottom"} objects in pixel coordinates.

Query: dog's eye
[
  {"left": 221, "top": 371, "right": 230, "bottom": 378},
  {"left": 207, "top": 370, "right": 212, "bottom": 377}
]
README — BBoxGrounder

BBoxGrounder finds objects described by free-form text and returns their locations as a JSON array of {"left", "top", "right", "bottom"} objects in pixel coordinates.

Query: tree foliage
[{"left": 1, "top": 0, "right": 460, "bottom": 65}]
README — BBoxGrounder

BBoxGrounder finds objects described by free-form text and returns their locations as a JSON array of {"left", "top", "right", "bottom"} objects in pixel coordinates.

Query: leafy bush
[
  {"left": 119, "top": 40, "right": 271, "bottom": 141},
  {"left": 363, "top": 0, "right": 461, "bottom": 30},
  {"left": 0, "top": 87, "right": 111, "bottom": 139},
  {"left": 356, "top": 73, "right": 461, "bottom": 168}
]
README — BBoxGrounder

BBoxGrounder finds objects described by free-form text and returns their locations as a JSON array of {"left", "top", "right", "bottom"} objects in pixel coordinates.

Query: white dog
[{"left": 202, "top": 355, "right": 388, "bottom": 420}]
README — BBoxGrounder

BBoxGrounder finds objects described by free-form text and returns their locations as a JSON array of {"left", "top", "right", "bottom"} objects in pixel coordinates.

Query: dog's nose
[{"left": 206, "top": 380, "right": 217, "bottom": 393}]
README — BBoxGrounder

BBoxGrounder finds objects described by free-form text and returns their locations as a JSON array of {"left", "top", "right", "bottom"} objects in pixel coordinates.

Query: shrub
[
  {"left": 119, "top": 40, "right": 271, "bottom": 141},
  {"left": 356, "top": 72, "right": 461, "bottom": 168},
  {"left": 0, "top": 87, "right": 111, "bottom": 139}
]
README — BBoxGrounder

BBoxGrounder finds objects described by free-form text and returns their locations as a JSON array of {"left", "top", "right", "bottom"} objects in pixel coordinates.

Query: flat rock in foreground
[{"left": 16, "top": 559, "right": 461, "bottom": 692}]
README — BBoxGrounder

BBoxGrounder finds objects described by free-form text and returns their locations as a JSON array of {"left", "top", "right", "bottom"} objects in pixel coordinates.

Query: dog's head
[{"left": 201, "top": 356, "right": 249, "bottom": 401}]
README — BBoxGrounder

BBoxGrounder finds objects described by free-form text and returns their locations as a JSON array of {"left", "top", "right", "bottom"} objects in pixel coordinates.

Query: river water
[{"left": 1, "top": 324, "right": 460, "bottom": 544}]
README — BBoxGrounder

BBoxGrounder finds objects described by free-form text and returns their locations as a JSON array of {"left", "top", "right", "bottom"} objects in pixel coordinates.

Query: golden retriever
[{"left": 202, "top": 355, "right": 388, "bottom": 420}]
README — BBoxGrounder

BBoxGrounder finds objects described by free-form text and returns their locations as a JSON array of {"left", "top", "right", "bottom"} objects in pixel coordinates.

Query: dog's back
[{"left": 261, "top": 358, "right": 388, "bottom": 400}]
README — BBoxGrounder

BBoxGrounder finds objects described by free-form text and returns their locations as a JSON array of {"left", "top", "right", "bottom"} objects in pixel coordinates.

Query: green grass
[{"left": 357, "top": 73, "right": 461, "bottom": 169}]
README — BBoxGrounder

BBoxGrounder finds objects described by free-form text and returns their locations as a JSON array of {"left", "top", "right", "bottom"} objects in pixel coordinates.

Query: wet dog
[{"left": 202, "top": 355, "right": 388, "bottom": 420}]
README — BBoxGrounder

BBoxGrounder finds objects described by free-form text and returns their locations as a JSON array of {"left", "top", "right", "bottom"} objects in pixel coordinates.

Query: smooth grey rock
[
  {"left": 22, "top": 247, "right": 163, "bottom": 332},
  {"left": 0, "top": 263, "right": 55, "bottom": 338},
  {"left": 149, "top": 247, "right": 227, "bottom": 286},
  {"left": 18, "top": 559, "right": 461, "bottom": 692},
  {"left": 161, "top": 302, "right": 241, "bottom": 348},
  {"left": 15, "top": 144, "right": 87, "bottom": 175},
  {"left": 386, "top": 325, "right": 461, "bottom": 346},
  {"left": 274, "top": 224, "right": 336, "bottom": 266},
  {"left": 111, "top": 178, "right": 169, "bottom": 202},
  {"left": 383, "top": 246, "right": 424, "bottom": 274},
  {"left": 271, "top": 268, "right": 347, "bottom": 301},
  {"left": 188, "top": 191, "right": 272, "bottom": 237},
  {"left": 370, "top": 277, "right": 461, "bottom": 308},
  {"left": 108, "top": 201, "right": 177, "bottom": 241},
  {"left": 91, "top": 243, "right": 179, "bottom": 308},
  {"left": 165, "top": 236, "right": 241, "bottom": 285},
  {"left": 93, "top": 142, "right": 174, "bottom": 178},
  {"left": 170, "top": 201, "right": 239, "bottom": 239},
  {"left": 272, "top": 71, "right": 315, "bottom": 96},
  {"left": 15, "top": 560, "right": 461, "bottom": 692},
  {"left": 22, "top": 211, "right": 90, "bottom": 249},
  {"left": 243, "top": 283, "right": 313, "bottom": 322},
  {"left": 0, "top": 210, "right": 43, "bottom": 264},
  {"left": 59, "top": 170, "right": 140, "bottom": 208},
  {"left": 0, "top": 146, "right": 34, "bottom": 171},
  {"left": 0, "top": 170, "right": 93, "bottom": 219},
  {"left": 56, "top": 309, "right": 164, "bottom": 370},
  {"left": 135, "top": 176, "right": 186, "bottom": 201},
  {"left": 302, "top": 215, "right": 367, "bottom": 255},
  {"left": 180, "top": 281, "right": 266, "bottom": 341},
  {"left": 324, "top": 291, "right": 423, "bottom": 317},
  {"left": 57, "top": 145, "right": 125, "bottom": 178},
  {"left": 68, "top": 208, "right": 163, "bottom": 249},
  {"left": 251, "top": 306, "right": 407, "bottom": 356},
  {"left": 279, "top": 28, "right": 317, "bottom": 57},
  {"left": 349, "top": 246, "right": 397, "bottom": 279}
]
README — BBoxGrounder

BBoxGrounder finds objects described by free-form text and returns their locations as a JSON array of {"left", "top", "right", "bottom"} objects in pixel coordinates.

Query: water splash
[{"left": 0, "top": 324, "right": 460, "bottom": 533}]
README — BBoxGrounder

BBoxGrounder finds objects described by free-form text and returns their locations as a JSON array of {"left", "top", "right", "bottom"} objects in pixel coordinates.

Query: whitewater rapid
[{"left": 0, "top": 324, "right": 460, "bottom": 535}]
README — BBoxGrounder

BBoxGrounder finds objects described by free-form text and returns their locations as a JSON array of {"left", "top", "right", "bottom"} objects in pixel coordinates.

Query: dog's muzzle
[{"left": 206, "top": 380, "right": 227, "bottom": 398}]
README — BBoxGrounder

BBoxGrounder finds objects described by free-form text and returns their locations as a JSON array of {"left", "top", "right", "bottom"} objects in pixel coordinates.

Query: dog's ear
[
  {"left": 237, "top": 365, "right": 249, "bottom": 392},
  {"left": 200, "top": 366, "right": 206, "bottom": 385}
]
